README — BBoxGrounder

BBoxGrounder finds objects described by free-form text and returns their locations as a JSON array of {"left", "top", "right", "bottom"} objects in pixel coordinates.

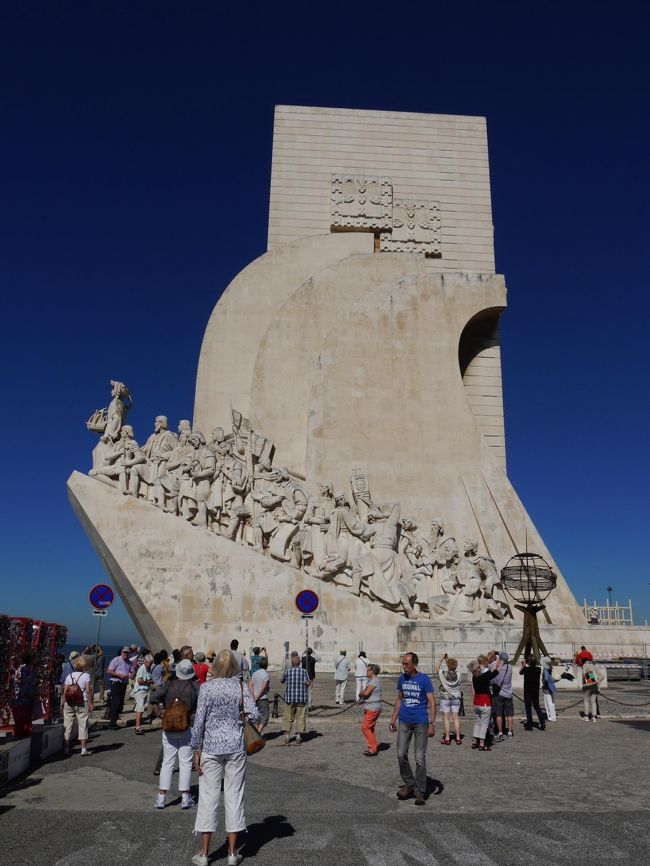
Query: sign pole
[
  {"left": 88, "top": 583, "right": 115, "bottom": 705},
  {"left": 91, "top": 612, "right": 103, "bottom": 703},
  {"left": 294, "top": 589, "right": 319, "bottom": 737},
  {"left": 305, "top": 615, "right": 310, "bottom": 731}
]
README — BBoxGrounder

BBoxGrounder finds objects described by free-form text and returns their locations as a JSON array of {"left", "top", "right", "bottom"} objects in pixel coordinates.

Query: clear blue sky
[{"left": 1, "top": 2, "right": 648, "bottom": 644}]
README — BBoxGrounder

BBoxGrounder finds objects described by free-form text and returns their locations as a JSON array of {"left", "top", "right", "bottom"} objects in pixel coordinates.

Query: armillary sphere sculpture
[{"left": 500, "top": 552, "right": 557, "bottom": 663}]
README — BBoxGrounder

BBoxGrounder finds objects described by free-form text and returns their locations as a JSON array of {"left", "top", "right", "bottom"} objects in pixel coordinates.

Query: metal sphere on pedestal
[
  {"left": 500, "top": 552, "right": 557, "bottom": 606},
  {"left": 500, "top": 552, "right": 557, "bottom": 663}
]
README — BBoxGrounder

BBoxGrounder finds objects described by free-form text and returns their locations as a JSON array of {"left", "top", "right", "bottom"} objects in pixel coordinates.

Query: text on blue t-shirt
[{"left": 397, "top": 671, "right": 434, "bottom": 724}]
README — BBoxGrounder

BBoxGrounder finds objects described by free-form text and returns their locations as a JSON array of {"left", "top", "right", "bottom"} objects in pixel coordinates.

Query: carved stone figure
[
  {"left": 427, "top": 537, "right": 461, "bottom": 618},
  {"left": 128, "top": 416, "right": 178, "bottom": 500},
  {"left": 88, "top": 380, "right": 132, "bottom": 471},
  {"left": 440, "top": 538, "right": 509, "bottom": 623},
  {"left": 355, "top": 502, "right": 416, "bottom": 619},
  {"left": 251, "top": 470, "right": 285, "bottom": 552},
  {"left": 218, "top": 444, "right": 251, "bottom": 541},
  {"left": 178, "top": 433, "right": 216, "bottom": 527},
  {"left": 318, "top": 491, "right": 366, "bottom": 583},
  {"left": 268, "top": 468, "right": 308, "bottom": 562},
  {"left": 411, "top": 518, "right": 446, "bottom": 618},
  {"left": 154, "top": 420, "right": 193, "bottom": 513},
  {"left": 89, "top": 425, "right": 145, "bottom": 494},
  {"left": 301, "top": 481, "right": 336, "bottom": 573}
]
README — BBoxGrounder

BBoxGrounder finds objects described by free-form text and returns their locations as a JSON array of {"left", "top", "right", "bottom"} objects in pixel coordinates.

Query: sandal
[
  {"left": 455, "top": 738, "right": 462, "bottom": 745},
  {"left": 471, "top": 742, "right": 478, "bottom": 749},
  {"left": 479, "top": 745, "right": 491, "bottom": 751},
  {"left": 440, "top": 737, "right": 451, "bottom": 745}
]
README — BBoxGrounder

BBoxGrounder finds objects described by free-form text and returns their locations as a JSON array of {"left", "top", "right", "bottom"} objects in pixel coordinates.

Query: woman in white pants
[
  {"left": 190, "top": 649, "right": 259, "bottom": 866},
  {"left": 468, "top": 659, "right": 500, "bottom": 751},
  {"left": 62, "top": 656, "right": 94, "bottom": 756},
  {"left": 541, "top": 656, "right": 557, "bottom": 722},
  {"left": 156, "top": 659, "right": 199, "bottom": 810}
]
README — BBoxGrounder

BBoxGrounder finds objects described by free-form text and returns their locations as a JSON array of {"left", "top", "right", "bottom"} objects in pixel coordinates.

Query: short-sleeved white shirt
[{"left": 65, "top": 672, "right": 91, "bottom": 705}]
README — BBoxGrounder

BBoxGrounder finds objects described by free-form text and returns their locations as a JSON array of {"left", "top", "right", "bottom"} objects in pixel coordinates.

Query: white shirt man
[
  {"left": 334, "top": 651, "right": 352, "bottom": 704},
  {"left": 355, "top": 652, "right": 369, "bottom": 701}
]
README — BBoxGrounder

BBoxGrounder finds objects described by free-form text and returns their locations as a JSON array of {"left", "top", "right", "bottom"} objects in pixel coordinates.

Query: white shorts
[
  {"left": 133, "top": 691, "right": 148, "bottom": 712},
  {"left": 440, "top": 697, "right": 461, "bottom": 714}
]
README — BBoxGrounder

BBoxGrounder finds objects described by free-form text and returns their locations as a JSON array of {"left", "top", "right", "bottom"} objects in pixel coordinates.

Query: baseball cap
[
  {"left": 175, "top": 659, "right": 195, "bottom": 680},
  {"left": 498, "top": 652, "right": 509, "bottom": 661},
  {"left": 121, "top": 646, "right": 130, "bottom": 653}
]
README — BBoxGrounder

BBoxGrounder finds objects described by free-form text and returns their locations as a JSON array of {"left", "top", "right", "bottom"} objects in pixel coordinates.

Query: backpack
[
  {"left": 162, "top": 683, "right": 190, "bottom": 732},
  {"left": 64, "top": 674, "right": 85, "bottom": 707}
]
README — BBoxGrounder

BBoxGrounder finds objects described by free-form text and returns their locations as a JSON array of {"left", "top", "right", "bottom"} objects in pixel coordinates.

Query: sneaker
[
  {"left": 154, "top": 793, "right": 165, "bottom": 810},
  {"left": 295, "top": 735, "right": 302, "bottom": 745},
  {"left": 507, "top": 731, "right": 513, "bottom": 739},
  {"left": 227, "top": 854, "right": 243, "bottom": 866},
  {"left": 191, "top": 856, "right": 208, "bottom": 866},
  {"left": 80, "top": 748, "right": 92, "bottom": 756},
  {"left": 592, "top": 718, "right": 598, "bottom": 723},
  {"left": 496, "top": 733, "right": 504, "bottom": 742},
  {"left": 396, "top": 786, "right": 413, "bottom": 800},
  {"left": 284, "top": 734, "right": 291, "bottom": 745},
  {"left": 583, "top": 716, "right": 590, "bottom": 722},
  {"left": 181, "top": 792, "right": 195, "bottom": 810}
]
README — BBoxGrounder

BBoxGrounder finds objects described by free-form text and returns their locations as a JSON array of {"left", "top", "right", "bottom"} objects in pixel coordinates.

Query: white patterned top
[{"left": 190, "top": 677, "right": 259, "bottom": 755}]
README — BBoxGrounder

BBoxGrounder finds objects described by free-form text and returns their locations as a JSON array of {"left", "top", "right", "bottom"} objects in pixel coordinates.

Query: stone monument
[{"left": 68, "top": 106, "right": 648, "bottom": 667}]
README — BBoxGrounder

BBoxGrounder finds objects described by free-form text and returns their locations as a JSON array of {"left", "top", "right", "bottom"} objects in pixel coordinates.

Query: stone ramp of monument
[{"left": 67, "top": 470, "right": 403, "bottom": 662}]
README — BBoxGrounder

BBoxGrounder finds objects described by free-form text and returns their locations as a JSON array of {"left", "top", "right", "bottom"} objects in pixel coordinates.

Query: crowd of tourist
[{"left": 9, "top": 639, "right": 606, "bottom": 864}]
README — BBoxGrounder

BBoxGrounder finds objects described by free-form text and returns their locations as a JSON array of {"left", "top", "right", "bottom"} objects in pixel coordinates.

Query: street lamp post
[{"left": 606, "top": 585, "right": 613, "bottom": 607}]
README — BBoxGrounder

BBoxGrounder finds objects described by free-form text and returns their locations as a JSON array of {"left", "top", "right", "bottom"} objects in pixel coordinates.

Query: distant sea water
[{"left": 64, "top": 643, "right": 124, "bottom": 659}]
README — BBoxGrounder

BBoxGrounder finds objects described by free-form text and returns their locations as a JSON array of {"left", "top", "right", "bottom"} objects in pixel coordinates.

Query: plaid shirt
[{"left": 281, "top": 665, "right": 309, "bottom": 705}]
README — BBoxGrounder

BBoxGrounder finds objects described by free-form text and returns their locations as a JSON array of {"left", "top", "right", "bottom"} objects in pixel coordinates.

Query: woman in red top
[{"left": 468, "top": 659, "right": 500, "bottom": 751}]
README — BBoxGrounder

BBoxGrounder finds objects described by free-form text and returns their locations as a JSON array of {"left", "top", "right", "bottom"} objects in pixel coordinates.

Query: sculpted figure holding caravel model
[{"left": 85, "top": 380, "right": 512, "bottom": 624}]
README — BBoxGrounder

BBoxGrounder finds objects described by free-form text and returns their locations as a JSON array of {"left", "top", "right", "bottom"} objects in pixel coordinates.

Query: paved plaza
[{"left": 1, "top": 678, "right": 649, "bottom": 866}]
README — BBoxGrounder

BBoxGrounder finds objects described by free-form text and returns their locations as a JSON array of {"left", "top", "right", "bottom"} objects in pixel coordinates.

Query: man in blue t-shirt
[{"left": 389, "top": 652, "right": 436, "bottom": 805}]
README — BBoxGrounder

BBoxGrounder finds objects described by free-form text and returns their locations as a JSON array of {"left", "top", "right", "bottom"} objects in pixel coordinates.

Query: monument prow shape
[{"left": 69, "top": 106, "right": 649, "bottom": 666}]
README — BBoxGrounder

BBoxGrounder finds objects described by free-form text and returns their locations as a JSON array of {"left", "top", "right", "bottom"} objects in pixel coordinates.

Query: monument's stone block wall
[{"left": 268, "top": 105, "right": 495, "bottom": 274}]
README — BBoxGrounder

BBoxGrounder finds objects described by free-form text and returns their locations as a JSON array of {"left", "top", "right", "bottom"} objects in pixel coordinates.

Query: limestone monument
[{"left": 68, "top": 106, "right": 648, "bottom": 667}]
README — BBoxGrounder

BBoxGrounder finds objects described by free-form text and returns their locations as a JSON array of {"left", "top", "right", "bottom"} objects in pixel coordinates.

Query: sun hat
[
  {"left": 194, "top": 651, "right": 206, "bottom": 663},
  {"left": 175, "top": 659, "right": 195, "bottom": 680},
  {"left": 69, "top": 651, "right": 80, "bottom": 660}
]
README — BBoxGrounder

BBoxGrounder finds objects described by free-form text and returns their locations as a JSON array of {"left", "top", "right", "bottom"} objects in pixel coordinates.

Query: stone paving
[{"left": 1, "top": 678, "right": 649, "bottom": 866}]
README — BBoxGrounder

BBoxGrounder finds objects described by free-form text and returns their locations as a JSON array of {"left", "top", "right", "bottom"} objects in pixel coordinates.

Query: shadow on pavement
[
  {"left": 85, "top": 742, "right": 125, "bottom": 754},
  {"left": 0, "top": 775, "right": 42, "bottom": 800},
  {"left": 301, "top": 731, "right": 322, "bottom": 743},
  {"left": 228, "top": 814, "right": 296, "bottom": 859},
  {"left": 610, "top": 719, "right": 650, "bottom": 732},
  {"left": 426, "top": 777, "right": 444, "bottom": 797}
]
